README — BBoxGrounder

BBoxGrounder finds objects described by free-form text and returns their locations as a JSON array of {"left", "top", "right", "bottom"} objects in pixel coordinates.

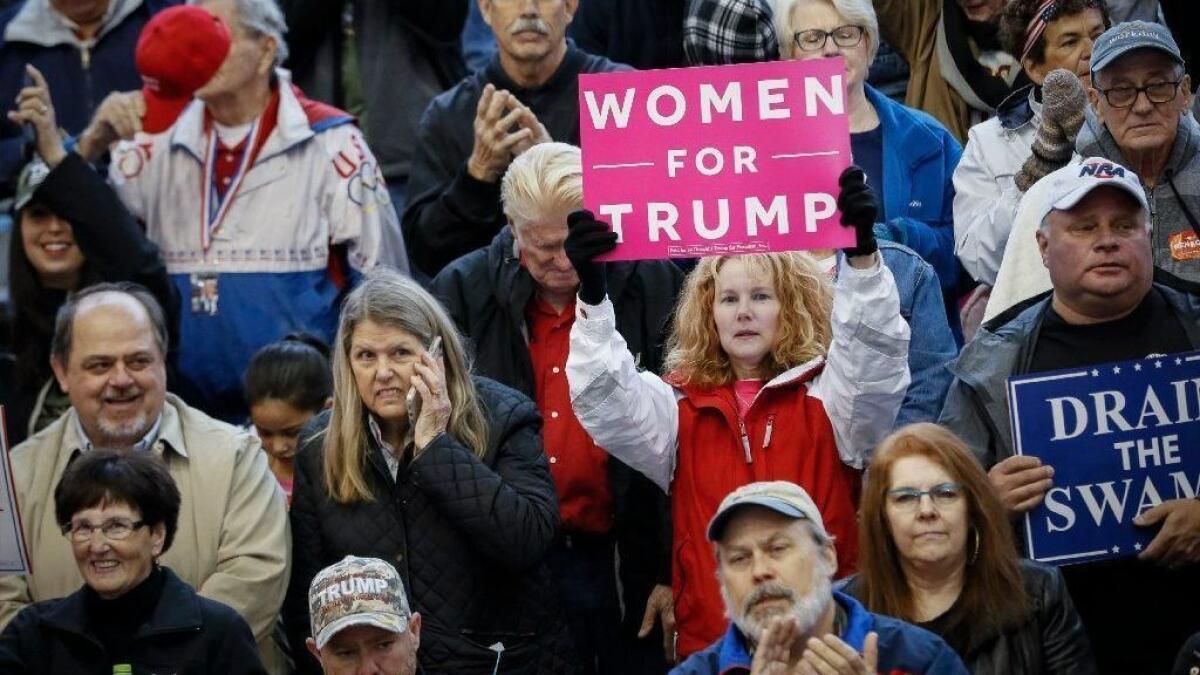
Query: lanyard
[{"left": 198, "top": 119, "right": 267, "bottom": 253}]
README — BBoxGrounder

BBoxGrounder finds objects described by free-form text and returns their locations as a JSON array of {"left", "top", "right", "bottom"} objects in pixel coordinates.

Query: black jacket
[
  {"left": 2, "top": 152, "right": 179, "bottom": 446},
  {"left": 431, "top": 227, "right": 682, "bottom": 632},
  {"left": 843, "top": 560, "right": 1096, "bottom": 675},
  {"left": 285, "top": 376, "right": 576, "bottom": 675},
  {"left": 401, "top": 45, "right": 626, "bottom": 277},
  {"left": 0, "top": 566, "right": 264, "bottom": 674}
]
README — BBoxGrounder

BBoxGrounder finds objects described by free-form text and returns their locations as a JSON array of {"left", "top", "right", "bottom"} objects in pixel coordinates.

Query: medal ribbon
[{"left": 198, "top": 118, "right": 271, "bottom": 253}]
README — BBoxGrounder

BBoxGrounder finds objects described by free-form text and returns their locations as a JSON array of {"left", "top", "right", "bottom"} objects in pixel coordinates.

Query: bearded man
[{"left": 672, "top": 481, "right": 967, "bottom": 675}]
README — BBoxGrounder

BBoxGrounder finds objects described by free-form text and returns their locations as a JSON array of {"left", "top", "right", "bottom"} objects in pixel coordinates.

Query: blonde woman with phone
[{"left": 283, "top": 269, "right": 573, "bottom": 674}]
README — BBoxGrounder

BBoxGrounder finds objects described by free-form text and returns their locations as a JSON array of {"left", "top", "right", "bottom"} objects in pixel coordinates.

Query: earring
[{"left": 969, "top": 528, "right": 980, "bottom": 565}]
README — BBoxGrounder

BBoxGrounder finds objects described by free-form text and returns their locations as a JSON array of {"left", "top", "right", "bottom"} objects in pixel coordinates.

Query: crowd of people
[{"left": 0, "top": 0, "right": 1198, "bottom": 673}]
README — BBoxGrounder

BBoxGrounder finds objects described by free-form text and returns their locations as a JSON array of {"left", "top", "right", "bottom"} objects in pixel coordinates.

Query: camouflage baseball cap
[{"left": 309, "top": 556, "right": 411, "bottom": 649}]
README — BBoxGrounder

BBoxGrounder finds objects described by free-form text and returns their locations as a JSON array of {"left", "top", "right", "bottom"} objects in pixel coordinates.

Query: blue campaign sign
[{"left": 1007, "top": 351, "right": 1200, "bottom": 566}]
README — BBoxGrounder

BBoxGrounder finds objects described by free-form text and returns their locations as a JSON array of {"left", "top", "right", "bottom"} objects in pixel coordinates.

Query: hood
[
  {"left": 4, "top": 0, "right": 144, "bottom": 47},
  {"left": 1077, "top": 106, "right": 1200, "bottom": 180},
  {"left": 996, "top": 84, "right": 1039, "bottom": 131}
]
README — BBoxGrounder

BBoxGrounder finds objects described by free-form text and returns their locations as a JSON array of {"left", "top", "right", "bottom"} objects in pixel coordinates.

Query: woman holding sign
[
  {"left": 843, "top": 423, "right": 1096, "bottom": 674},
  {"left": 566, "top": 167, "right": 910, "bottom": 656},
  {"left": 769, "top": 0, "right": 964, "bottom": 335}
]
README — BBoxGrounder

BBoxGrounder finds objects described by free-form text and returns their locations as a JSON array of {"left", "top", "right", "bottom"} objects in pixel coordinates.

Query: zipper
[
  {"left": 763, "top": 414, "right": 775, "bottom": 449},
  {"left": 739, "top": 420, "right": 752, "bottom": 464}
]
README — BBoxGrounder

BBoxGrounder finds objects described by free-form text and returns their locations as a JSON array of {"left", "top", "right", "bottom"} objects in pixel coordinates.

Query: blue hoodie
[{"left": 671, "top": 591, "right": 968, "bottom": 675}]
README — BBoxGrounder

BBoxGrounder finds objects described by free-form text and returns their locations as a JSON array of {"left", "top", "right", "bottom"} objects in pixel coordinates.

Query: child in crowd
[{"left": 244, "top": 334, "right": 332, "bottom": 506}]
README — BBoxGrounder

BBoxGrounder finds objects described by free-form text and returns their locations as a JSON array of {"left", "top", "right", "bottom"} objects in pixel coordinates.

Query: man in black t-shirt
[{"left": 940, "top": 158, "right": 1200, "bottom": 674}]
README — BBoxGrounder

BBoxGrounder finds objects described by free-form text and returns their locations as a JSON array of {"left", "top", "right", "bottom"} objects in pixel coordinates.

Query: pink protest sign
[{"left": 579, "top": 58, "right": 854, "bottom": 261}]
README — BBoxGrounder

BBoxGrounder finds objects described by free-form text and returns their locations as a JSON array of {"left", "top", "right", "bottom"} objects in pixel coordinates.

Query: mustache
[
  {"left": 742, "top": 581, "right": 795, "bottom": 613},
  {"left": 508, "top": 18, "right": 550, "bottom": 36}
]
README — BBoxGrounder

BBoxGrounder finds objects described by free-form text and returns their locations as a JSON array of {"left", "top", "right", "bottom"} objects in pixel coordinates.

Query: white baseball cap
[{"left": 1029, "top": 158, "right": 1149, "bottom": 229}]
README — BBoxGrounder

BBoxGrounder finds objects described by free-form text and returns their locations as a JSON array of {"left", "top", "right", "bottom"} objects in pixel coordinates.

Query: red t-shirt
[{"left": 527, "top": 295, "right": 613, "bottom": 534}]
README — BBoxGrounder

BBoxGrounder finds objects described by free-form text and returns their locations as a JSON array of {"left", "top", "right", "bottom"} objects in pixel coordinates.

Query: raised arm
[
  {"left": 810, "top": 168, "right": 911, "bottom": 468},
  {"left": 811, "top": 255, "right": 911, "bottom": 468},
  {"left": 567, "top": 295, "right": 680, "bottom": 491},
  {"left": 562, "top": 211, "right": 679, "bottom": 491}
]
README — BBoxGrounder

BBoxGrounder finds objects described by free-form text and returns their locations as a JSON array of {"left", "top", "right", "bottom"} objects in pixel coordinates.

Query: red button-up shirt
[{"left": 527, "top": 295, "right": 613, "bottom": 534}]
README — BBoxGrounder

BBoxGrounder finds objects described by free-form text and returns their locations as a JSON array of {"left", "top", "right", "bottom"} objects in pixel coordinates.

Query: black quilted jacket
[
  {"left": 430, "top": 228, "right": 682, "bottom": 629},
  {"left": 284, "top": 377, "right": 576, "bottom": 674}
]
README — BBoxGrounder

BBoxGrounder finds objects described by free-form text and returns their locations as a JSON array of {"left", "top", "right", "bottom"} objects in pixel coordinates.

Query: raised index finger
[
  {"left": 24, "top": 63, "right": 48, "bottom": 90},
  {"left": 485, "top": 89, "right": 510, "bottom": 123},
  {"left": 476, "top": 83, "right": 495, "bottom": 118}
]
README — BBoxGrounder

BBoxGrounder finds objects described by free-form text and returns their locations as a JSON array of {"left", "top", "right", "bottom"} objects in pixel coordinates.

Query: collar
[
  {"left": 713, "top": 591, "right": 874, "bottom": 672},
  {"left": 170, "top": 70, "right": 315, "bottom": 164},
  {"left": 69, "top": 411, "right": 162, "bottom": 454},
  {"left": 61, "top": 394, "right": 189, "bottom": 460},
  {"left": 1079, "top": 107, "right": 1200, "bottom": 178},
  {"left": 368, "top": 415, "right": 412, "bottom": 478},
  {"left": 996, "top": 84, "right": 1039, "bottom": 130},
  {"left": 864, "top": 84, "right": 940, "bottom": 165},
  {"left": 39, "top": 566, "right": 202, "bottom": 639},
  {"left": 3, "top": 0, "right": 143, "bottom": 48},
  {"left": 484, "top": 42, "right": 587, "bottom": 97}
]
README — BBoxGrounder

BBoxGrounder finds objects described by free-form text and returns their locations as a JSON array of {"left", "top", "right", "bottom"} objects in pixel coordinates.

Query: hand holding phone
[{"left": 407, "top": 336, "right": 442, "bottom": 429}]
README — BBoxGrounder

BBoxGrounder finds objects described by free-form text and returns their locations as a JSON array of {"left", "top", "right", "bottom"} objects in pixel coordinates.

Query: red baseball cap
[{"left": 136, "top": 6, "right": 232, "bottom": 134}]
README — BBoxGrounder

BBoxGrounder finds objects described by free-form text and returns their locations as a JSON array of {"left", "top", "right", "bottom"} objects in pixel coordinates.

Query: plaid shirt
[{"left": 682, "top": 0, "right": 780, "bottom": 65}]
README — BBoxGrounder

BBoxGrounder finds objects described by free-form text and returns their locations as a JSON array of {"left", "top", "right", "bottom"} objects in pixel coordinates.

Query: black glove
[
  {"left": 565, "top": 209, "right": 618, "bottom": 305},
  {"left": 837, "top": 166, "right": 879, "bottom": 258}
]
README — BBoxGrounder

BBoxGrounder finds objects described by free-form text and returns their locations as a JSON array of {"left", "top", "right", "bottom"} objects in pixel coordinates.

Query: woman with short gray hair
[{"left": 769, "top": 0, "right": 966, "bottom": 338}]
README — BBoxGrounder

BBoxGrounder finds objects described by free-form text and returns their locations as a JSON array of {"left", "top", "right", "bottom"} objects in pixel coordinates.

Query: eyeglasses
[
  {"left": 793, "top": 25, "right": 865, "bottom": 52},
  {"left": 1096, "top": 80, "right": 1183, "bottom": 109},
  {"left": 63, "top": 517, "right": 147, "bottom": 543},
  {"left": 886, "top": 483, "right": 964, "bottom": 511}
]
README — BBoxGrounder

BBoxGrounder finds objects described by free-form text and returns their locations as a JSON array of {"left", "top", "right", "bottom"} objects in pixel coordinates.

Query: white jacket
[
  {"left": 109, "top": 71, "right": 406, "bottom": 276},
  {"left": 983, "top": 159, "right": 1072, "bottom": 322},
  {"left": 953, "top": 89, "right": 1040, "bottom": 285},
  {"left": 107, "top": 73, "right": 408, "bottom": 415},
  {"left": 566, "top": 256, "right": 911, "bottom": 491}
]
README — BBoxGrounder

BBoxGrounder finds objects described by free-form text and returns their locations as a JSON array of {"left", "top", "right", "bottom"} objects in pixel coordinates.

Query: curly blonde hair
[{"left": 664, "top": 252, "right": 834, "bottom": 388}]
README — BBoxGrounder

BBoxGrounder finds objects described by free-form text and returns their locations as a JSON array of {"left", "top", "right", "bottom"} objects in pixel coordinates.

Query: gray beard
[
  {"left": 721, "top": 572, "right": 834, "bottom": 646},
  {"left": 93, "top": 410, "right": 153, "bottom": 450}
]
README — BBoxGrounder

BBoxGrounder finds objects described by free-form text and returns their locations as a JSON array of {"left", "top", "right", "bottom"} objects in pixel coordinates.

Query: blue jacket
[
  {"left": 847, "top": 242, "right": 956, "bottom": 426},
  {"left": 867, "top": 85, "right": 962, "bottom": 304},
  {"left": 0, "top": 0, "right": 174, "bottom": 188},
  {"left": 670, "top": 591, "right": 968, "bottom": 675}
]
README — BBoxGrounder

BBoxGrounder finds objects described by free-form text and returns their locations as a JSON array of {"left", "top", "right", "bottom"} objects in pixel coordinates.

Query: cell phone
[{"left": 407, "top": 336, "right": 443, "bottom": 428}]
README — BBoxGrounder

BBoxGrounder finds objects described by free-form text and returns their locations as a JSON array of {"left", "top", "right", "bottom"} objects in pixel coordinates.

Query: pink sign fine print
[{"left": 579, "top": 58, "right": 855, "bottom": 261}]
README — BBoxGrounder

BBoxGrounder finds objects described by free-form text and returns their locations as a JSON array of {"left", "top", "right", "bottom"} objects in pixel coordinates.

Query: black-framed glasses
[
  {"left": 1097, "top": 80, "right": 1183, "bottom": 109},
  {"left": 793, "top": 25, "right": 865, "bottom": 52},
  {"left": 63, "top": 517, "right": 147, "bottom": 543},
  {"left": 886, "top": 483, "right": 964, "bottom": 512}
]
